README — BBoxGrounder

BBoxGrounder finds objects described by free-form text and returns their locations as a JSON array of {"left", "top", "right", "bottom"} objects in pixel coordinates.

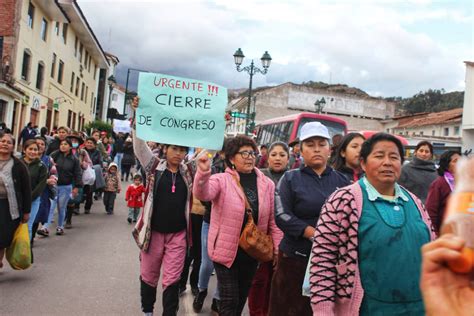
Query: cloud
[{"left": 78, "top": 0, "right": 472, "bottom": 97}]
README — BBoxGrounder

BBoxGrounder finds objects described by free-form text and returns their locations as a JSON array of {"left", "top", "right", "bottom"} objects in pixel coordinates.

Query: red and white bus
[{"left": 256, "top": 112, "right": 348, "bottom": 145}]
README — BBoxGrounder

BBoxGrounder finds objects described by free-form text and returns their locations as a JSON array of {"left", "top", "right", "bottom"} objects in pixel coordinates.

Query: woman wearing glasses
[
  {"left": 194, "top": 135, "right": 283, "bottom": 316},
  {"left": 268, "top": 122, "right": 350, "bottom": 316}
]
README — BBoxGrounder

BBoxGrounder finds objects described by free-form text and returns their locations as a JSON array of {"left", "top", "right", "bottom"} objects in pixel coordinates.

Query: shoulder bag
[{"left": 232, "top": 175, "right": 274, "bottom": 262}]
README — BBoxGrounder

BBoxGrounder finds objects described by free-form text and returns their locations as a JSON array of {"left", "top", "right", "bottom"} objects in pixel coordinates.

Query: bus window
[{"left": 296, "top": 118, "right": 346, "bottom": 139}]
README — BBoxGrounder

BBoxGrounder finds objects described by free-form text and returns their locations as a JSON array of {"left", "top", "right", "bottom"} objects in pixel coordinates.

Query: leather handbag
[{"left": 233, "top": 175, "right": 274, "bottom": 262}]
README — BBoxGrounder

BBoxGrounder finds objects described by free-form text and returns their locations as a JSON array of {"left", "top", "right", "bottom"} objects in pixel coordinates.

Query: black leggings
[{"left": 121, "top": 164, "right": 132, "bottom": 180}]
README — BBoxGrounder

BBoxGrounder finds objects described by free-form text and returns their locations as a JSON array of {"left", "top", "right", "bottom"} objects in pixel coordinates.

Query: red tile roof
[{"left": 395, "top": 108, "right": 462, "bottom": 128}]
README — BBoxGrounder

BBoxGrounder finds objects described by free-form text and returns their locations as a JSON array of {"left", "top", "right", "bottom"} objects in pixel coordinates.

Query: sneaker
[
  {"left": 65, "top": 222, "right": 72, "bottom": 229},
  {"left": 37, "top": 228, "right": 49, "bottom": 237},
  {"left": 193, "top": 289, "right": 207, "bottom": 313},
  {"left": 191, "top": 286, "right": 199, "bottom": 297},
  {"left": 127, "top": 218, "right": 132, "bottom": 224},
  {"left": 84, "top": 209, "right": 90, "bottom": 214},
  {"left": 56, "top": 227, "right": 64, "bottom": 235},
  {"left": 211, "top": 298, "right": 220, "bottom": 313},
  {"left": 73, "top": 208, "right": 80, "bottom": 215}
]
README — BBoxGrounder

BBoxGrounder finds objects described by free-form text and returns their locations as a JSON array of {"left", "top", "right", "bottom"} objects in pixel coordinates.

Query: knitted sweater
[{"left": 309, "top": 182, "right": 436, "bottom": 315}]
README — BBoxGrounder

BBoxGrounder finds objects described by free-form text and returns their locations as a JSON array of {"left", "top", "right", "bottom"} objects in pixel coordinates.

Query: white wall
[{"left": 462, "top": 63, "right": 474, "bottom": 152}]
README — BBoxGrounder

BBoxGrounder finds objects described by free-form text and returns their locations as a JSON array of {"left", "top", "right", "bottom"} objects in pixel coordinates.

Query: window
[
  {"left": 88, "top": 56, "right": 92, "bottom": 71},
  {"left": 54, "top": 22, "right": 59, "bottom": 35},
  {"left": 62, "top": 23, "right": 68, "bottom": 44},
  {"left": 81, "top": 82, "right": 85, "bottom": 101},
  {"left": 75, "top": 77, "right": 80, "bottom": 96},
  {"left": 27, "top": 2, "right": 35, "bottom": 28},
  {"left": 40, "top": 18, "right": 48, "bottom": 41},
  {"left": 50, "top": 53, "right": 56, "bottom": 78},
  {"left": 70, "top": 72, "right": 75, "bottom": 93},
  {"left": 93, "top": 63, "right": 97, "bottom": 79},
  {"left": 91, "top": 92, "right": 94, "bottom": 113},
  {"left": 67, "top": 110, "right": 72, "bottom": 127},
  {"left": 79, "top": 43, "right": 83, "bottom": 62},
  {"left": 74, "top": 37, "right": 78, "bottom": 57},
  {"left": 454, "top": 126, "right": 460, "bottom": 136},
  {"left": 36, "top": 62, "right": 44, "bottom": 90},
  {"left": 85, "top": 86, "right": 88, "bottom": 103},
  {"left": 444, "top": 127, "right": 449, "bottom": 136},
  {"left": 21, "top": 50, "right": 31, "bottom": 81},
  {"left": 84, "top": 51, "right": 88, "bottom": 66},
  {"left": 57, "top": 60, "right": 64, "bottom": 84},
  {"left": 112, "top": 93, "right": 118, "bottom": 101},
  {"left": 432, "top": 130, "right": 435, "bottom": 136}
]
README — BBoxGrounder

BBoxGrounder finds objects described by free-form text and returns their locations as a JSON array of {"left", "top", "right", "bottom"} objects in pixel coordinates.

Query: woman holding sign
[
  {"left": 130, "top": 97, "right": 194, "bottom": 316},
  {"left": 194, "top": 135, "right": 283, "bottom": 316}
]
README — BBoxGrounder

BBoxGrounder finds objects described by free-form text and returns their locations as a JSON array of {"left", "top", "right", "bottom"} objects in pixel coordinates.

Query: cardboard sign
[
  {"left": 136, "top": 72, "right": 227, "bottom": 150},
  {"left": 113, "top": 119, "right": 131, "bottom": 133}
]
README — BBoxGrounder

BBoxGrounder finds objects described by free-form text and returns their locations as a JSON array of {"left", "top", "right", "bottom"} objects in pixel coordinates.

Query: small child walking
[
  {"left": 125, "top": 174, "right": 146, "bottom": 223},
  {"left": 103, "top": 162, "right": 121, "bottom": 214}
]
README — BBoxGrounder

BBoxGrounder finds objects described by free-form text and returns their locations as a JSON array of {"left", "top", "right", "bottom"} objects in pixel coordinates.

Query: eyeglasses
[{"left": 237, "top": 151, "right": 257, "bottom": 159}]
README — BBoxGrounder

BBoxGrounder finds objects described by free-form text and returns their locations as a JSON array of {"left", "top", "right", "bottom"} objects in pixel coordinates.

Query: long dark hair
[
  {"left": 437, "top": 150, "right": 460, "bottom": 176},
  {"left": 333, "top": 133, "right": 365, "bottom": 170}
]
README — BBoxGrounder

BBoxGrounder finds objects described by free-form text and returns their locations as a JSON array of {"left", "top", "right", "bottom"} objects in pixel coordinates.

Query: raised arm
[
  {"left": 130, "top": 96, "right": 158, "bottom": 173},
  {"left": 193, "top": 152, "right": 222, "bottom": 202}
]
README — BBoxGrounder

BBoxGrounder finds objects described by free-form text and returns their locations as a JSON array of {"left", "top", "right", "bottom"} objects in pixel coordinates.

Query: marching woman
[
  {"left": 130, "top": 97, "right": 193, "bottom": 316},
  {"left": 0, "top": 131, "right": 31, "bottom": 268},
  {"left": 194, "top": 135, "right": 283, "bottom": 316},
  {"left": 268, "top": 122, "right": 349, "bottom": 316},
  {"left": 398, "top": 140, "right": 437, "bottom": 204},
  {"left": 425, "top": 150, "right": 461, "bottom": 235},
  {"left": 332, "top": 132, "right": 366, "bottom": 183},
  {"left": 33, "top": 136, "right": 58, "bottom": 239},
  {"left": 44, "top": 138, "right": 83, "bottom": 235},
  {"left": 20, "top": 139, "right": 48, "bottom": 239},
  {"left": 248, "top": 141, "right": 290, "bottom": 316},
  {"left": 309, "top": 133, "right": 435, "bottom": 315}
]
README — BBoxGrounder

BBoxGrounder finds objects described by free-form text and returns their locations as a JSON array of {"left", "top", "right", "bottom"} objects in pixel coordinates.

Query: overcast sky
[{"left": 79, "top": 0, "right": 473, "bottom": 98}]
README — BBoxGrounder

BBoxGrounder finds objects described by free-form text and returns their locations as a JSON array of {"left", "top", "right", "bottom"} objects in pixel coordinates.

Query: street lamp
[
  {"left": 123, "top": 68, "right": 149, "bottom": 116},
  {"left": 314, "top": 97, "right": 326, "bottom": 114},
  {"left": 233, "top": 48, "right": 272, "bottom": 135},
  {"left": 107, "top": 75, "right": 116, "bottom": 123}
]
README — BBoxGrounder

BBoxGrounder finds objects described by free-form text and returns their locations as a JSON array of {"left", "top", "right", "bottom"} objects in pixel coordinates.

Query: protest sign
[
  {"left": 136, "top": 72, "right": 227, "bottom": 150},
  {"left": 113, "top": 119, "right": 131, "bottom": 133}
]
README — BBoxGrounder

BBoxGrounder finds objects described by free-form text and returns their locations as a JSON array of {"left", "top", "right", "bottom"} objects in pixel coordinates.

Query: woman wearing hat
[
  {"left": 268, "top": 122, "right": 350, "bottom": 315},
  {"left": 43, "top": 138, "right": 83, "bottom": 235},
  {"left": 121, "top": 137, "right": 135, "bottom": 182}
]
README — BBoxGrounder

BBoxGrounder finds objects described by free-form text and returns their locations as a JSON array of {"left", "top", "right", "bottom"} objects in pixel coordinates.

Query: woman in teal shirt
[{"left": 309, "top": 133, "right": 435, "bottom": 315}]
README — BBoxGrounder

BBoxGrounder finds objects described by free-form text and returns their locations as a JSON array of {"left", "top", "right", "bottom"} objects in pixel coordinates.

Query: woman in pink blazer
[{"left": 194, "top": 135, "right": 282, "bottom": 316}]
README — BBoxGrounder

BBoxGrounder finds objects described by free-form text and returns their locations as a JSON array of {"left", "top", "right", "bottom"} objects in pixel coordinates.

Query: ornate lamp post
[
  {"left": 233, "top": 48, "right": 272, "bottom": 135},
  {"left": 107, "top": 75, "right": 116, "bottom": 123},
  {"left": 314, "top": 97, "right": 326, "bottom": 114}
]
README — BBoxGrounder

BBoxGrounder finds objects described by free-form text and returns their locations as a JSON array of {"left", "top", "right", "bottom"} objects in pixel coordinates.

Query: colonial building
[
  {"left": 463, "top": 61, "right": 474, "bottom": 152},
  {"left": 383, "top": 108, "right": 462, "bottom": 147},
  {"left": 0, "top": 0, "right": 110, "bottom": 141},
  {"left": 226, "top": 82, "right": 396, "bottom": 135}
]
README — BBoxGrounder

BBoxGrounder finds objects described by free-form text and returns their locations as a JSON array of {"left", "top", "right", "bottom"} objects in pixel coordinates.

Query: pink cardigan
[
  {"left": 309, "top": 182, "right": 435, "bottom": 315},
  {"left": 193, "top": 167, "right": 283, "bottom": 268}
]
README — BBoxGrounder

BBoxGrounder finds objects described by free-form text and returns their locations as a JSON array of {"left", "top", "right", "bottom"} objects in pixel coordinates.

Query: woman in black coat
[
  {"left": 121, "top": 137, "right": 135, "bottom": 181},
  {"left": 0, "top": 131, "right": 32, "bottom": 269}
]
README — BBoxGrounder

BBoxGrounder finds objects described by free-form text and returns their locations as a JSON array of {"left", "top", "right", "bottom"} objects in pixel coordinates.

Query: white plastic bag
[{"left": 82, "top": 165, "right": 96, "bottom": 185}]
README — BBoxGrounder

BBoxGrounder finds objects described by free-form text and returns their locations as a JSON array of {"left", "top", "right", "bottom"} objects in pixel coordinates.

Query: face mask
[{"left": 72, "top": 143, "right": 79, "bottom": 148}]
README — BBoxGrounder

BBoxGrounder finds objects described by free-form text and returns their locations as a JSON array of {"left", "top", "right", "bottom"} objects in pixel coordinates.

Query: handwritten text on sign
[{"left": 136, "top": 73, "right": 227, "bottom": 150}]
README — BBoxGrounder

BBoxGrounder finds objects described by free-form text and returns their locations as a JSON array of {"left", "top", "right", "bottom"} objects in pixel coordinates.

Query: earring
[{"left": 231, "top": 163, "right": 236, "bottom": 169}]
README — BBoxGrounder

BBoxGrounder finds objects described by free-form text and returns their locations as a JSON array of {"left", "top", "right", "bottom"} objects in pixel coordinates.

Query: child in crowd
[
  {"left": 103, "top": 162, "right": 121, "bottom": 214},
  {"left": 125, "top": 174, "right": 146, "bottom": 224}
]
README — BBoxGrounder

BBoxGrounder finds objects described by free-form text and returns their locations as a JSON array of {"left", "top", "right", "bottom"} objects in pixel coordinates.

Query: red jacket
[
  {"left": 425, "top": 176, "right": 452, "bottom": 235},
  {"left": 125, "top": 184, "right": 146, "bottom": 208}
]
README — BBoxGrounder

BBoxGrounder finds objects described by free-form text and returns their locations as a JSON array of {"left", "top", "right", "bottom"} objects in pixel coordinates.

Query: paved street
[{"left": 0, "top": 181, "right": 223, "bottom": 316}]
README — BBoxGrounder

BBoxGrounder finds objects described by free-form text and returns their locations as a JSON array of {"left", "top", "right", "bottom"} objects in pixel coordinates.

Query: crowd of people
[{"left": 1, "top": 98, "right": 473, "bottom": 316}]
